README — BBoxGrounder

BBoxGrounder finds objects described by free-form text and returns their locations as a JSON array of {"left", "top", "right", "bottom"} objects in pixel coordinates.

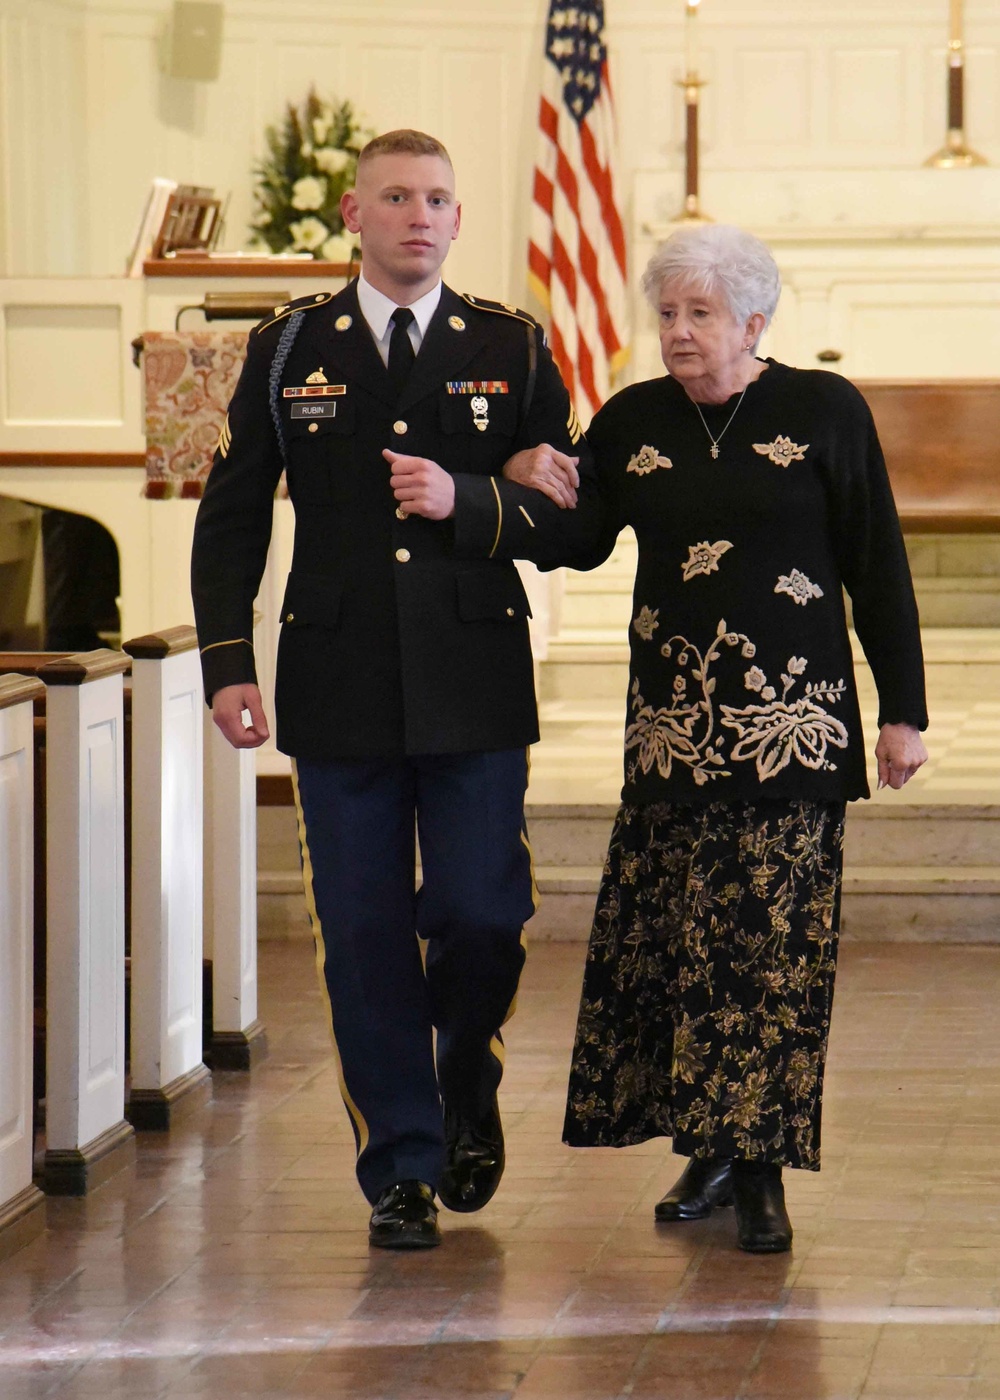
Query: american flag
[{"left": 528, "top": 0, "right": 628, "bottom": 422}]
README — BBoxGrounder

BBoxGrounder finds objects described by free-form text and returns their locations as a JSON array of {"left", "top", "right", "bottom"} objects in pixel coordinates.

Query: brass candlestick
[
  {"left": 925, "top": 0, "right": 987, "bottom": 167},
  {"left": 674, "top": 1, "right": 711, "bottom": 221}
]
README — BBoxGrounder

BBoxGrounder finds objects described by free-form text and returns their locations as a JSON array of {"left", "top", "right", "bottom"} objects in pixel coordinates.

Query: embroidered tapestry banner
[{"left": 142, "top": 330, "right": 248, "bottom": 499}]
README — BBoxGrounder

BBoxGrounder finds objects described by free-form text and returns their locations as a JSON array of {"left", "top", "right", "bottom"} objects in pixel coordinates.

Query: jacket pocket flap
[
  {"left": 279, "top": 574, "right": 342, "bottom": 628},
  {"left": 456, "top": 568, "right": 532, "bottom": 622}
]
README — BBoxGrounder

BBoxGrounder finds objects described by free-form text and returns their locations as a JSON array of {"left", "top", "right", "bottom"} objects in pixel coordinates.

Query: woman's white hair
[{"left": 641, "top": 225, "right": 781, "bottom": 350}]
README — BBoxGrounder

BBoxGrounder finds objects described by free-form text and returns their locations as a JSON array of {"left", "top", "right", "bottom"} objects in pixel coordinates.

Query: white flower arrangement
[{"left": 249, "top": 89, "right": 372, "bottom": 260}]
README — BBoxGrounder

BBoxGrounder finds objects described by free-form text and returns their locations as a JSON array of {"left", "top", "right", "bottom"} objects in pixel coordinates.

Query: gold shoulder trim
[
  {"left": 200, "top": 637, "right": 253, "bottom": 655},
  {"left": 460, "top": 293, "right": 536, "bottom": 330},
  {"left": 254, "top": 291, "right": 337, "bottom": 335}
]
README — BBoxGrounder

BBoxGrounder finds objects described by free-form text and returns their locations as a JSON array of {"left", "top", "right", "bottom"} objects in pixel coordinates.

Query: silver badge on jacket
[{"left": 471, "top": 395, "right": 489, "bottom": 432}]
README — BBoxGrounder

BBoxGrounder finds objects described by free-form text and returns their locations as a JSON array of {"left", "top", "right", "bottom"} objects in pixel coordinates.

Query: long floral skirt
[{"left": 563, "top": 799, "right": 846, "bottom": 1170}]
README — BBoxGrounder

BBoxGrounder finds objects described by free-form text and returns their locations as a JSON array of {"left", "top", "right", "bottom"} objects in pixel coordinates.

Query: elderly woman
[{"left": 550, "top": 225, "right": 928, "bottom": 1254}]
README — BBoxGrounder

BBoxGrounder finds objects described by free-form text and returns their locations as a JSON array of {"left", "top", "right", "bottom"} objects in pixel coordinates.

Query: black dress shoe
[
  {"left": 368, "top": 1180, "right": 441, "bottom": 1250},
  {"left": 438, "top": 1095, "right": 505, "bottom": 1213},
  {"left": 655, "top": 1156, "right": 734, "bottom": 1222},
  {"left": 732, "top": 1160, "right": 792, "bottom": 1254}
]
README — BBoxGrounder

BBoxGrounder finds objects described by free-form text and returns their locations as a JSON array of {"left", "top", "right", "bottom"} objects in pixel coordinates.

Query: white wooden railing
[
  {"left": 123, "top": 629, "right": 211, "bottom": 1131},
  {"left": 0, "top": 635, "right": 261, "bottom": 1239},
  {"left": 0, "top": 675, "right": 46, "bottom": 1258},
  {"left": 39, "top": 649, "right": 135, "bottom": 1195}
]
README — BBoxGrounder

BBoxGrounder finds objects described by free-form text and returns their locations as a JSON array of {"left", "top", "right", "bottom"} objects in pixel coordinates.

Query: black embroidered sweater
[{"left": 576, "top": 360, "right": 928, "bottom": 805}]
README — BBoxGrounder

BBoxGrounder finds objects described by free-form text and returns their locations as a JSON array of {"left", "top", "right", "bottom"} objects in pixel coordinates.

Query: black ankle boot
[
  {"left": 731, "top": 1160, "right": 792, "bottom": 1253},
  {"left": 655, "top": 1156, "right": 733, "bottom": 1222}
]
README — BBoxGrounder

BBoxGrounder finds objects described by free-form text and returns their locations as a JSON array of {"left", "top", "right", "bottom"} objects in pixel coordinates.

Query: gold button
[
  {"left": 393, "top": 419, "right": 407, "bottom": 435},
  {"left": 285, "top": 612, "right": 294, "bottom": 622},
  {"left": 395, "top": 506, "right": 408, "bottom": 520},
  {"left": 506, "top": 607, "right": 515, "bottom": 617},
  {"left": 395, "top": 548, "right": 410, "bottom": 563},
  {"left": 308, "top": 422, "right": 319, "bottom": 433}
]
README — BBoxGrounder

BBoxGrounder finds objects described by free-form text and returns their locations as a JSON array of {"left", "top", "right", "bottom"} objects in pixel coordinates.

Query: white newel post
[
  {"left": 0, "top": 676, "right": 46, "bottom": 1255},
  {"left": 203, "top": 712, "right": 266, "bottom": 1069},
  {"left": 123, "top": 628, "right": 211, "bottom": 1130},
  {"left": 39, "top": 651, "right": 135, "bottom": 1194}
]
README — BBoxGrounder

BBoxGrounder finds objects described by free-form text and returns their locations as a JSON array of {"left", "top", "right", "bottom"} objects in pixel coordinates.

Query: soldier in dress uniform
[{"left": 191, "top": 130, "right": 599, "bottom": 1248}]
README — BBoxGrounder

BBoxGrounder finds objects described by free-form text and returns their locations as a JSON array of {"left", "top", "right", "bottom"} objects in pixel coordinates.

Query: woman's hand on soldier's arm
[
  {"left": 502, "top": 445, "right": 580, "bottom": 509},
  {"left": 875, "top": 723, "right": 928, "bottom": 790}
]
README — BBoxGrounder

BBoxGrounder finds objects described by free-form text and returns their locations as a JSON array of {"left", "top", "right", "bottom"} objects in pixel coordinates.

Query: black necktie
[{"left": 387, "top": 307, "right": 416, "bottom": 400}]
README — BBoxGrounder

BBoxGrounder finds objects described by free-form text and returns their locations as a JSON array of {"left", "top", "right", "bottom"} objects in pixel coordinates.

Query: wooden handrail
[
  {"left": 0, "top": 653, "right": 72, "bottom": 675},
  {"left": 123, "top": 626, "right": 198, "bottom": 660},
  {"left": 36, "top": 649, "right": 132, "bottom": 686},
  {"left": 0, "top": 675, "right": 44, "bottom": 711},
  {"left": 0, "top": 454, "right": 145, "bottom": 467}
]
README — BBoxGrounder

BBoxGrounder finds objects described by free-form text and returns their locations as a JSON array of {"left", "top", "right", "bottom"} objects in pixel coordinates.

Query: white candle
[{"left": 685, "top": 0, "right": 701, "bottom": 76}]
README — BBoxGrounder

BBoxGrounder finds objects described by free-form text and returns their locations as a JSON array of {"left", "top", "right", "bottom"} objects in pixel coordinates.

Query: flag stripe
[{"left": 529, "top": 2, "right": 628, "bottom": 424}]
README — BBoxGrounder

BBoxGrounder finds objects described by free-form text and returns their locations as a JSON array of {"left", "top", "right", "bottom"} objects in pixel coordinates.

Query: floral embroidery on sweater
[
  {"left": 633, "top": 605, "right": 660, "bottom": 641},
  {"left": 753, "top": 435, "right": 809, "bottom": 467},
  {"left": 624, "top": 622, "right": 849, "bottom": 786},
  {"left": 721, "top": 657, "right": 848, "bottom": 780},
  {"left": 626, "top": 444, "right": 672, "bottom": 475},
  {"left": 682, "top": 540, "right": 733, "bottom": 581},
  {"left": 775, "top": 569, "right": 824, "bottom": 606}
]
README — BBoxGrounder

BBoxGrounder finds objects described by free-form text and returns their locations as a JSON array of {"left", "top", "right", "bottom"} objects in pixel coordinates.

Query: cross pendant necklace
[{"left": 692, "top": 386, "right": 748, "bottom": 460}]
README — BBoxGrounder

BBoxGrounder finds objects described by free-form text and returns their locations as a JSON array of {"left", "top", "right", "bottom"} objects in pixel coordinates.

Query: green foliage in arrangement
[{"left": 249, "top": 89, "right": 372, "bottom": 260}]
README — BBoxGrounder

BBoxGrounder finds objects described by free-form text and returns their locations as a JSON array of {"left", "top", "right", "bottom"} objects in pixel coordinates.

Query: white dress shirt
[{"left": 356, "top": 275, "right": 442, "bottom": 367}]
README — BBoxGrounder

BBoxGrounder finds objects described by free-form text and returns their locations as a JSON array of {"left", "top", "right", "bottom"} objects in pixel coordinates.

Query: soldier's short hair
[{"left": 357, "top": 129, "right": 453, "bottom": 172}]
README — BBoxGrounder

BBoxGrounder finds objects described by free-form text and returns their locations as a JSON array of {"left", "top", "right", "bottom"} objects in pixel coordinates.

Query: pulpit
[{"left": 0, "top": 259, "right": 354, "bottom": 784}]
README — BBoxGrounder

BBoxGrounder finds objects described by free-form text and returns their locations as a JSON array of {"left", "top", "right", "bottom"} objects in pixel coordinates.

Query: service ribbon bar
[
  {"left": 283, "top": 384, "right": 348, "bottom": 398},
  {"left": 446, "top": 381, "right": 510, "bottom": 394}
]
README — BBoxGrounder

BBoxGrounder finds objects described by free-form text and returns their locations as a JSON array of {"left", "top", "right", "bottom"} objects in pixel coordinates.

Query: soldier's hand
[
  {"left": 502, "top": 445, "right": 579, "bottom": 509},
  {"left": 212, "top": 683, "right": 270, "bottom": 749},
  {"left": 383, "top": 450, "right": 456, "bottom": 520}
]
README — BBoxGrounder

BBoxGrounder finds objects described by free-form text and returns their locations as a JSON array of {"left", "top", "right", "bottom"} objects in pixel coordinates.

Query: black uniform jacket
[{"left": 191, "top": 280, "right": 599, "bottom": 759}]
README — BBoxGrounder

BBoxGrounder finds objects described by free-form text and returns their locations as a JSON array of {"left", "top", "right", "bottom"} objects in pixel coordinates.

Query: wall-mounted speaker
[{"left": 162, "top": 2, "right": 224, "bottom": 82}]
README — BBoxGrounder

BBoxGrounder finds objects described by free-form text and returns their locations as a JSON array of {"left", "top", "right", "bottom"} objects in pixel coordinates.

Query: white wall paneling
[
  {"left": 3, "top": 1, "right": 998, "bottom": 302},
  {"left": 0, "top": 677, "right": 45, "bottom": 1252},
  {"left": 41, "top": 653, "right": 134, "bottom": 1195},
  {"left": 0, "top": 279, "right": 144, "bottom": 454},
  {"left": 829, "top": 48, "right": 907, "bottom": 147},
  {"left": 0, "top": 1, "right": 88, "bottom": 277},
  {"left": 635, "top": 166, "right": 1000, "bottom": 380},
  {"left": 125, "top": 634, "right": 211, "bottom": 1129}
]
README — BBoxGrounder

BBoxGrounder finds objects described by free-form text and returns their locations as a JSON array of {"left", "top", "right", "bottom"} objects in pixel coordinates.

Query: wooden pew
[{"left": 857, "top": 380, "right": 1000, "bottom": 533}]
